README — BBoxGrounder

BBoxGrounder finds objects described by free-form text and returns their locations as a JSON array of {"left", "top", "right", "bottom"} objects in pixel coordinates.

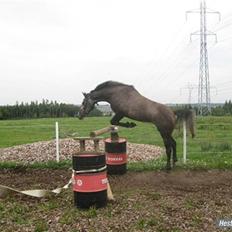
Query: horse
[{"left": 78, "top": 81, "right": 195, "bottom": 170}]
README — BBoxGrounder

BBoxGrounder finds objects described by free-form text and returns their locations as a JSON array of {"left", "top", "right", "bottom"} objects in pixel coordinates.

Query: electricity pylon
[
  {"left": 180, "top": 83, "right": 198, "bottom": 105},
  {"left": 186, "top": 0, "right": 220, "bottom": 115}
]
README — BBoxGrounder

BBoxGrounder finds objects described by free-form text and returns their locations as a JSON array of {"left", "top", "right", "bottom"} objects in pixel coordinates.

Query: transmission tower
[
  {"left": 186, "top": 0, "right": 220, "bottom": 115},
  {"left": 180, "top": 83, "right": 198, "bottom": 105}
]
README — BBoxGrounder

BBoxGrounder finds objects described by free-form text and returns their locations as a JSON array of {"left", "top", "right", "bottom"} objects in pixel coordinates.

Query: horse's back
[
  {"left": 115, "top": 88, "right": 174, "bottom": 123},
  {"left": 106, "top": 84, "right": 175, "bottom": 134}
]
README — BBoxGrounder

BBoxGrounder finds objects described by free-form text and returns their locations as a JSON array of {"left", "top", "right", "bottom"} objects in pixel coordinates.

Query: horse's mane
[{"left": 92, "top": 81, "right": 130, "bottom": 92}]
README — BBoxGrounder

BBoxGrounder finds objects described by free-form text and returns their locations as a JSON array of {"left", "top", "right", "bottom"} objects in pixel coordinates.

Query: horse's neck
[{"left": 91, "top": 90, "right": 111, "bottom": 103}]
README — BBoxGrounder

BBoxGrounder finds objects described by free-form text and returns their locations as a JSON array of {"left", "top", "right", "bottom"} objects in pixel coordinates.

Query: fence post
[
  {"left": 183, "top": 120, "right": 187, "bottom": 164},
  {"left": 55, "top": 122, "right": 60, "bottom": 162}
]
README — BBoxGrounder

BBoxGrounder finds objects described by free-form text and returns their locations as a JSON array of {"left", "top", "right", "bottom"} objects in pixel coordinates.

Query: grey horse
[{"left": 78, "top": 81, "right": 195, "bottom": 170}]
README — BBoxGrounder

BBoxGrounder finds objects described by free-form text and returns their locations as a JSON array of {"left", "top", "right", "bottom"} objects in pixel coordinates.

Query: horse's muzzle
[
  {"left": 78, "top": 115, "right": 84, "bottom": 120},
  {"left": 77, "top": 112, "right": 84, "bottom": 120}
]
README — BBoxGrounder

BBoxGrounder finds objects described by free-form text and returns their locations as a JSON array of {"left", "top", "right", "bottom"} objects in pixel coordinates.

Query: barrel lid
[
  {"left": 73, "top": 152, "right": 105, "bottom": 157},
  {"left": 104, "top": 137, "right": 126, "bottom": 143}
]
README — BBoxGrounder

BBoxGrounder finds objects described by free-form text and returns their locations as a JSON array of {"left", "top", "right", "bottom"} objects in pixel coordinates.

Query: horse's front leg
[{"left": 110, "top": 113, "right": 136, "bottom": 128}]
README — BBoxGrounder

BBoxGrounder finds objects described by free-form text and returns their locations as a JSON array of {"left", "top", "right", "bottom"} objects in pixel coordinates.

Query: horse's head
[{"left": 78, "top": 92, "right": 95, "bottom": 119}]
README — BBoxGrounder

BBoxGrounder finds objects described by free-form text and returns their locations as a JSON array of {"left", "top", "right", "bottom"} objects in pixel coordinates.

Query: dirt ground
[{"left": 0, "top": 169, "right": 232, "bottom": 232}]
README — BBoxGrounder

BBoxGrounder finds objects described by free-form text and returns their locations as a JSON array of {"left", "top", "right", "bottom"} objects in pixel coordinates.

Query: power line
[
  {"left": 139, "top": 22, "right": 190, "bottom": 85},
  {"left": 156, "top": 42, "right": 198, "bottom": 82},
  {"left": 215, "top": 21, "right": 232, "bottom": 32},
  {"left": 215, "top": 80, "right": 232, "bottom": 86},
  {"left": 213, "top": 13, "right": 232, "bottom": 31},
  {"left": 218, "top": 35, "right": 232, "bottom": 44}
]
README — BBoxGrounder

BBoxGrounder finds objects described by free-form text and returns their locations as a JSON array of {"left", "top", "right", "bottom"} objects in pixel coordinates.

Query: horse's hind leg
[
  {"left": 164, "top": 139, "right": 172, "bottom": 170},
  {"left": 170, "top": 136, "right": 177, "bottom": 165},
  {"left": 160, "top": 132, "right": 172, "bottom": 170}
]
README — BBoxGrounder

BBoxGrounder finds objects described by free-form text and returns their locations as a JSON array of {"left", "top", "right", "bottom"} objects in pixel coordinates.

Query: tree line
[
  {"left": 211, "top": 100, "right": 232, "bottom": 116},
  {"left": 189, "top": 100, "right": 232, "bottom": 116},
  {"left": 173, "top": 100, "right": 232, "bottom": 116},
  {"left": 0, "top": 99, "right": 231, "bottom": 120},
  {"left": 0, "top": 100, "right": 102, "bottom": 120}
]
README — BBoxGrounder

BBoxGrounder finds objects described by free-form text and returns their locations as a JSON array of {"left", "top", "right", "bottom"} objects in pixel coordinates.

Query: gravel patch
[{"left": 0, "top": 139, "right": 164, "bottom": 164}]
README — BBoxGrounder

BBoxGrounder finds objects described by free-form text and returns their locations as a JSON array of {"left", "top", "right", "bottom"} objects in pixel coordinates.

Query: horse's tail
[{"left": 174, "top": 109, "right": 196, "bottom": 138}]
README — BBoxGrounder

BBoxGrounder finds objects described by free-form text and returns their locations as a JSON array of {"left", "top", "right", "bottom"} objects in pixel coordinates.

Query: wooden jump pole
[{"left": 90, "top": 125, "right": 118, "bottom": 137}]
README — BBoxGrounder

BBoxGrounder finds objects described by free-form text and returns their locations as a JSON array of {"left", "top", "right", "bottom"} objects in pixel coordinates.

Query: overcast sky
[{"left": 0, "top": 0, "right": 231, "bottom": 105}]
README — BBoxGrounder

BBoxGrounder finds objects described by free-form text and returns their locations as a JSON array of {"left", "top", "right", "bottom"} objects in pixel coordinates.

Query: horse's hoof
[
  {"left": 125, "top": 122, "right": 136, "bottom": 128},
  {"left": 172, "top": 159, "right": 177, "bottom": 168},
  {"left": 129, "top": 122, "right": 137, "bottom": 128}
]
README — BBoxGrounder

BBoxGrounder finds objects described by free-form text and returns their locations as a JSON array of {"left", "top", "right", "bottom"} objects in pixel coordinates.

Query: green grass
[
  {"left": 0, "top": 117, "right": 161, "bottom": 148},
  {"left": 0, "top": 116, "right": 232, "bottom": 169},
  {"left": 34, "top": 219, "right": 49, "bottom": 232}
]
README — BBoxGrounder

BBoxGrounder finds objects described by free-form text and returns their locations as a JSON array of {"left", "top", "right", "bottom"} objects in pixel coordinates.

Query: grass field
[
  {"left": 0, "top": 117, "right": 162, "bottom": 147},
  {"left": 0, "top": 116, "right": 232, "bottom": 169}
]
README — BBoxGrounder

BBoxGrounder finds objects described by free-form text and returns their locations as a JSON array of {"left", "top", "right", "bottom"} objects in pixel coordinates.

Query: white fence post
[
  {"left": 183, "top": 120, "right": 187, "bottom": 164},
  {"left": 55, "top": 122, "right": 60, "bottom": 163}
]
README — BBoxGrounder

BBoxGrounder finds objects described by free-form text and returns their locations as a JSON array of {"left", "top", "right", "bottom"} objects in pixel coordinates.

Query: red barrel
[
  {"left": 72, "top": 152, "right": 107, "bottom": 209},
  {"left": 104, "top": 138, "right": 127, "bottom": 175}
]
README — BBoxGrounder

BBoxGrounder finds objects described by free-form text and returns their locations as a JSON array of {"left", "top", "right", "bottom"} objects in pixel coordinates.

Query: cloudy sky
[{"left": 0, "top": 0, "right": 231, "bottom": 105}]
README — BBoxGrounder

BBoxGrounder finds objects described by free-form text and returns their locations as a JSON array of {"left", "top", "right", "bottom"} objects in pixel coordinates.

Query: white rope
[
  {"left": 0, "top": 178, "right": 72, "bottom": 198},
  {"left": 0, "top": 170, "right": 115, "bottom": 201}
]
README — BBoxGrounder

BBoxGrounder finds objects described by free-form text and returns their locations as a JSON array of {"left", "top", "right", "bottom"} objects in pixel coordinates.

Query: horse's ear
[{"left": 82, "top": 92, "right": 87, "bottom": 97}]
